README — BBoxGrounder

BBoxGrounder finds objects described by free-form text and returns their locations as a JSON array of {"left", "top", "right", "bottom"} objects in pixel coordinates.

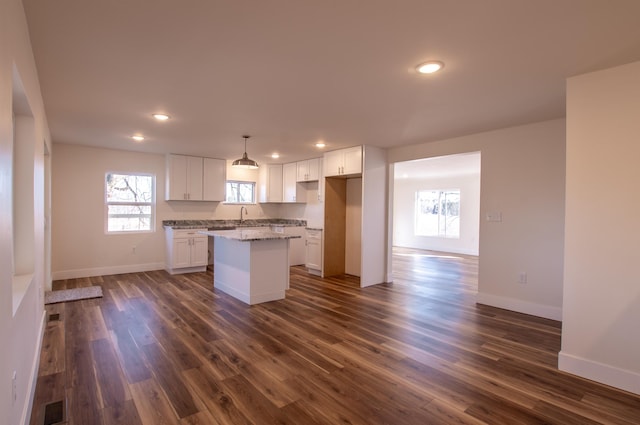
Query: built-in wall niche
[{"left": 11, "top": 65, "right": 35, "bottom": 316}]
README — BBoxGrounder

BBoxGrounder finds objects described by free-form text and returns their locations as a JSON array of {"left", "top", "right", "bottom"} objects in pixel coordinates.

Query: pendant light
[{"left": 232, "top": 135, "right": 259, "bottom": 169}]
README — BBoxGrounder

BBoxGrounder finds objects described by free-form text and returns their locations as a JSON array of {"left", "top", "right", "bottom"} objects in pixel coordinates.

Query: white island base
[{"left": 212, "top": 234, "right": 291, "bottom": 305}]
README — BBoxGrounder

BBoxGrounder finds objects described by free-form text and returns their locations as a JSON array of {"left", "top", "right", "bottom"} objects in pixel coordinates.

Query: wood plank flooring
[{"left": 30, "top": 248, "right": 640, "bottom": 424}]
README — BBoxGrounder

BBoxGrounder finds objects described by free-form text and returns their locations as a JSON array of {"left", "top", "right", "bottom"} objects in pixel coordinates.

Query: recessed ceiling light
[
  {"left": 131, "top": 135, "right": 145, "bottom": 141},
  {"left": 416, "top": 61, "right": 444, "bottom": 74},
  {"left": 315, "top": 142, "right": 326, "bottom": 148},
  {"left": 152, "top": 113, "right": 170, "bottom": 121},
  {"left": 271, "top": 153, "right": 280, "bottom": 159}
]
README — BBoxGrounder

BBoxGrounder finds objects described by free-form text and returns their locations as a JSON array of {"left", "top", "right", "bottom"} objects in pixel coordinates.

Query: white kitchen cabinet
[
  {"left": 203, "top": 157, "right": 226, "bottom": 201},
  {"left": 305, "top": 228, "right": 323, "bottom": 274},
  {"left": 165, "top": 228, "right": 208, "bottom": 274},
  {"left": 286, "top": 226, "right": 306, "bottom": 265},
  {"left": 296, "top": 157, "right": 320, "bottom": 182},
  {"left": 271, "top": 225, "right": 306, "bottom": 266},
  {"left": 258, "top": 164, "right": 283, "bottom": 203},
  {"left": 166, "top": 154, "right": 203, "bottom": 200},
  {"left": 166, "top": 154, "right": 226, "bottom": 201},
  {"left": 323, "top": 146, "right": 362, "bottom": 177},
  {"left": 283, "top": 162, "right": 306, "bottom": 203}
]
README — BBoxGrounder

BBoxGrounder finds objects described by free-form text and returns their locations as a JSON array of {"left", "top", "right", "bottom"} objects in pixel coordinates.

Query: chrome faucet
[{"left": 240, "top": 206, "right": 248, "bottom": 223}]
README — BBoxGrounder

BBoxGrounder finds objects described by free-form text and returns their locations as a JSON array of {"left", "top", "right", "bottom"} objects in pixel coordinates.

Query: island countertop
[{"left": 199, "top": 229, "right": 302, "bottom": 242}]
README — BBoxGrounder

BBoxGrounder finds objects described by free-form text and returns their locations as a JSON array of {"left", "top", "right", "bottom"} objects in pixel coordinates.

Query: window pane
[
  {"left": 107, "top": 216, "right": 152, "bottom": 232},
  {"left": 225, "top": 181, "right": 255, "bottom": 203},
  {"left": 108, "top": 205, "right": 152, "bottom": 215},
  {"left": 415, "top": 189, "right": 460, "bottom": 238},
  {"left": 107, "top": 205, "right": 152, "bottom": 232},
  {"left": 106, "top": 173, "right": 153, "bottom": 203},
  {"left": 105, "top": 173, "right": 155, "bottom": 233}
]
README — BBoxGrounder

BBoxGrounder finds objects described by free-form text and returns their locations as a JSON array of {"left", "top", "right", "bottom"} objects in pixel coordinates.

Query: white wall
[
  {"left": 361, "top": 145, "right": 388, "bottom": 287},
  {"left": 393, "top": 170, "right": 480, "bottom": 256},
  {"left": 388, "top": 119, "right": 566, "bottom": 320},
  {"left": 1, "top": 1, "right": 50, "bottom": 424},
  {"left": 51, "top": 144, "right": 307, "bottom": 278},
  {"left": 560, "top": 60, "right": 640, "bottom": 395}
]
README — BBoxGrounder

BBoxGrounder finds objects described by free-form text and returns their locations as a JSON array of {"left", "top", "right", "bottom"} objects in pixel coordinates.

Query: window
[
  {"left": 415, "top": 189, "right": 460, "bottom": 238},
  {"left": 105, "top": 173, "right": 155, "bottom": 233},
  {"left": 225, "top": 181, "right": 255, "bottom": 204}
]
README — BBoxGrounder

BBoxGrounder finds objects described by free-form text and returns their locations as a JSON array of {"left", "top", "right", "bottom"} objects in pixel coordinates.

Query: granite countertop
[
  {"left": 199, "top": 229, "right": 302, "bottom": 242},
  {"left": 162, "top": 218, "right": 306, "bottom": 230}
]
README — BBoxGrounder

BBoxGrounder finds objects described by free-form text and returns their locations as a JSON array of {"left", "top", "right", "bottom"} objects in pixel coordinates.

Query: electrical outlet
[
  {"left": 518, "top": 272, "right": 527, "bottom": 284},
  {"left": 132, "top": 246, "right": 137, "bottom": 253},
  {"left": 12, "top": 371, "right": 17, "bottom": 405}
]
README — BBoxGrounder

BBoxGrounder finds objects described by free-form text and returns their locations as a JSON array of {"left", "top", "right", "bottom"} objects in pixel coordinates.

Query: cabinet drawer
[
  {"left": 171, "top": 228, "right": 207, "bottom": 239},
  {"left": 306, "top": 229, "right": 322, "bottom": 240}
]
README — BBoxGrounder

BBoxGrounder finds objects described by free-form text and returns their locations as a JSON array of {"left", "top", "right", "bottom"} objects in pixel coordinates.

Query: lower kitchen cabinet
[
  {"left": 165, "top": 227, "right": 208, "bottom": 274},
  {"left": 305, "top": 228, "right": 322, "bottom": 275},
  {"left": 271, "top": 225, "right": 306, "bottom": 266},
  {"left": 286, "top": 226, "right": 306, "bottom": 265}
]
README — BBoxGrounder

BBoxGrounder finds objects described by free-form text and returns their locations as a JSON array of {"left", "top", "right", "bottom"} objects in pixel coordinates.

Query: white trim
[
  {"left": 12, "top": 273, "right": 34, "bottom": 317},
  {"left": 476, "top": 292, "right": 562, "bottom": 321},
  {"left": 23, "top": 310, "right": 46, "bottom": 425},
  {"left": 52, "top": 262, "right": 165, "bottom": 280},
  {"left": 559, "top": 351, "right": 640, "bottom": 396}
]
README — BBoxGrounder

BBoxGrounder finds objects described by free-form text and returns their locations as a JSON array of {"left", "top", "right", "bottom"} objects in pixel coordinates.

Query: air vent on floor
[
  {"left": 48, "top": 313, "right": 60, "bottom": 322},
  {"left": 43, "top": 399, "right": 64, "bottom": 425}
]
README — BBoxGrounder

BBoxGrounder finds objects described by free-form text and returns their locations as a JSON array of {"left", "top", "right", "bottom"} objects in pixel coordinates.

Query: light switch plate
[{"left": 486, "top": 211, "right": 502, "bottom": 222}]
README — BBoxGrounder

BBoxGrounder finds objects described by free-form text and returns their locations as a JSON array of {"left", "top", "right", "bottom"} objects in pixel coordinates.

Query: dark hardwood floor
[{"left": 30, "top": 248, "right": 640, "bottom": 424}]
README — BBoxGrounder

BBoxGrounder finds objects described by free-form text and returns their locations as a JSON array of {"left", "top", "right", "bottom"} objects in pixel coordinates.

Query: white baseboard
[
  {"left": 52, "top": 262, "right": 165, "bottom": 280},
  {"left": 559, "top": 351, "right": 640, "bottom": 396},
  {"left": 23, "top": 310, "right": 46, "bottom": 425},
  {"left": 476, "top": 292, "right": 562, "bottom": 321}
]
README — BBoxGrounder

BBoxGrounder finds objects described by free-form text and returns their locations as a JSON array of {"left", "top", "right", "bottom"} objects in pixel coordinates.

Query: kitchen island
[{"left": 200, "top": 229, "right": 301, "bottom": 305}]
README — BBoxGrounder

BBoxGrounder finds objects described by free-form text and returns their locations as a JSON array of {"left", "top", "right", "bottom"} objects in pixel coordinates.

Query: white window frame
[{"left": 105, "top": 172, "right": 156, "bottom": 234}]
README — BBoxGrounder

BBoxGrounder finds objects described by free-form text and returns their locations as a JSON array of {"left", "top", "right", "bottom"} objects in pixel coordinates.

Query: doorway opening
[{"left": 390, "top": 152, "right": 480, "bottom": 292}]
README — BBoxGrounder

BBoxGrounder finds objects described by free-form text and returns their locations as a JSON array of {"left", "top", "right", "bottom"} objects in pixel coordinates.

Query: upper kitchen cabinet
[
  {"left": 166, "top": 154, "right": 203, "bottom": 201},
  {"left": 166, "top": 154, "right": 226, "bottom": 201},
  {"left": 324, "top": 146, "right": 362, "bottom": 177},
  {"left": 203, "top": 157, "right": 226, "bottom": 201},
  {"left": 296, "top": 158, "right": 321, "bottom": 182},
  {"left": 283, "top": 162, "right": 307, "bottom": 203},
  {"left": 258, "top": 164, "right": 283, "bottom": 203}
]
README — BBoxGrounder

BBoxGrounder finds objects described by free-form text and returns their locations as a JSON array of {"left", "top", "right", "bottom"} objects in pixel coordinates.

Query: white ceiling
[{"left": 23, "top": 0, "right": 640, "bottom": 164}]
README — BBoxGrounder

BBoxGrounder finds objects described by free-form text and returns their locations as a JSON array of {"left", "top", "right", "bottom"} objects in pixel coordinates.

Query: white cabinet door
[
  {"left": 259, "top": 164, "right": 283, "bottom": 202},
  {"left": 166, "top": 154, "right": 189, "bottom": 200},
  {"left": 317, "top": 158, "right": 324, "bottom": 202},
  {"left": 296, "top": 160, "right": 309, "bottom": 182},
  {"left": 307, "top": 157, "right": 320, "bottom": 181},
  {"left": 166, "top": 154, "right": 204, "bottom": 200},
  {"left": 187, "top": 156, "right": 204, "bottom": 200},
  {"left": 285, "top": 227, "right": 306, "bottom": 265},
  {"left": 283, "top": 163, "right": 306, "bottom": 202},
  {"left": 203, "top": 158, "right": 225, "bottom": 201},
  {"left": 191, "top": 237, "right": 209, "bottom": 266},
  {"left": 324, "top": 150, "right": 343, "bottom": 177},
  {"left": 172, "top": 238, "right": 192, "bottom": 269},
  {"left": 296, "top": 158, "right": 320, "bottom": 182},
  {"left": 283, "top": 162, "right": 298, "bottom": 202},
  {"left": 342, "top": 146, "right": 362, "bottom": 175},
  {"left": 305, "top": 229, "right": 322, "bottom": 270},
  {"left": 323, "top": 147, "right": 362, "bottom": 177}
]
